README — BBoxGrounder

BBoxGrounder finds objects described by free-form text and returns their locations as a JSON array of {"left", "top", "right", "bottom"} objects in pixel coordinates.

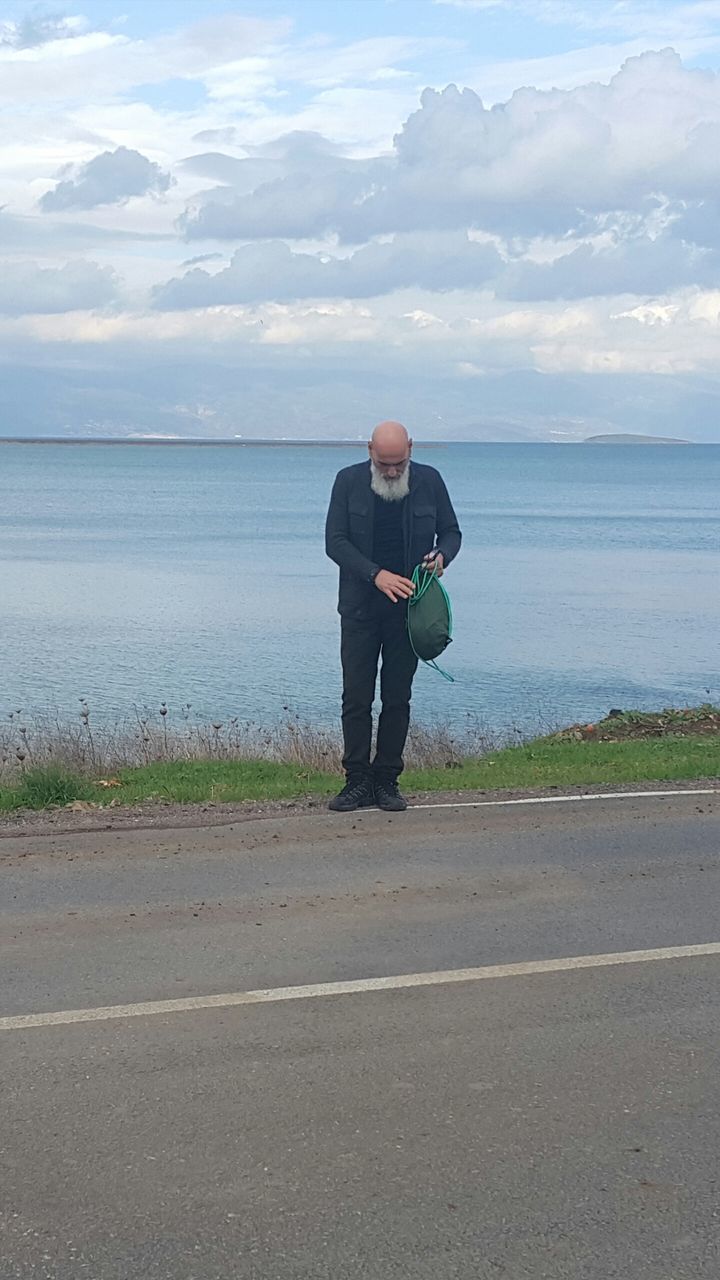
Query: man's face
[
  {"left": 368, "top": 438, "right": 412, "bottom": 502},
  {"left": 368, "top": 440, "right": 412, "bottom": 483}
]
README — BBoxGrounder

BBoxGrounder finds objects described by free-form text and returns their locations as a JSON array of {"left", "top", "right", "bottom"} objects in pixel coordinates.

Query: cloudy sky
[{"left": 2, "top": 0, "right": 720, "bottom": 441}]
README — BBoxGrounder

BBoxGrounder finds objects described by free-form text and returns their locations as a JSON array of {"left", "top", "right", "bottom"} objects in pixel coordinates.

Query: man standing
[{"left": 325, "top": 421, "right": 462, "bottom": 813}]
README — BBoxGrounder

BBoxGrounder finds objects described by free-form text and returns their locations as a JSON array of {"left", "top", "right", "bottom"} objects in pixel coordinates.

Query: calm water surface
[{"left": 1, "top": 442, "right": 718, "bottom": 735}]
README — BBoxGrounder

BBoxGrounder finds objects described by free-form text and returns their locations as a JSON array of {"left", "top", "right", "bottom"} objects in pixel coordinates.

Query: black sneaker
[
  {"left": 373, "top": 779, "right": 408, "bottom": 812},
  {"left": 328, "top": 775, "right": 375, "bottom": 813}
]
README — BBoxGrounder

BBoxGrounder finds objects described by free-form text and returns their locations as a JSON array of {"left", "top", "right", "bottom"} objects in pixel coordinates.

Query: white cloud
[
  {"left": 160, "top": 213, "right": 720, "bottom": 308},
  {"left": 0, "top": 259, "right": 119, "bottom": 315},
  {"left": 0, "top": 11, "right": 86, "bottom": 48},
  {"left": 180, "top": 53, "right": 720, "bottom": 245},
  {"left": 3, "top": 5, "right": 720, "bottom": 440},
  {"left": 0, "top": 14, "right": 291, "bottom": 105},
  {"left": 501, "top": 232, "right": 720, "bottom": 298},
  {"left": 154, "top": 232, "right": 501, "bottom": 306},
  {"left": 5, "top": 281, "right": 720, "bottom": 384},
  {"left": 203, "top": 34, "right": 453, "bottom": 100},
  {"left": 0, "top": 208, "right": 172, "bottom": 252},
  {"left": 436, "top": 1, "right": 720, "bottom": 43},
  {"left": 40, "top": 146, "right": 173, "bottom": 212}
]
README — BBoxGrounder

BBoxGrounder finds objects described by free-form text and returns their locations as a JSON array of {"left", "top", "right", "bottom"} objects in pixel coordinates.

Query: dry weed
[{"left": 0, "top": 701, "right": 532, "bottom": 781}]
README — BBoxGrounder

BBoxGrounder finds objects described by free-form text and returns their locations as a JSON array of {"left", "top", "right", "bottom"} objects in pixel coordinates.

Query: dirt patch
[
  {"left": 1, "top": 777, "right": 718, "bottom": 840},
  {"left": 544, "top": 705, "right": 720, "bottom": 744}
]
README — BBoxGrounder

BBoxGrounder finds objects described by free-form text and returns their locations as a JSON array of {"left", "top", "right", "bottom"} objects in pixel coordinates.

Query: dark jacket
[{"left": 325, "top": 459, "right": 462, "bottom": 618}]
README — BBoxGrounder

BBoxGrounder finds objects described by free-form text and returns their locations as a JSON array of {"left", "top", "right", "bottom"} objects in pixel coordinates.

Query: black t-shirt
[{"left": 372, "top": 493, "right": 406, "bottom": 575}]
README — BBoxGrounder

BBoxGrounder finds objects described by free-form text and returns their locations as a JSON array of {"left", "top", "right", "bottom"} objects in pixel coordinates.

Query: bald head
[{"left": 370, "top": 420, "right": 410, "bottom": 457}]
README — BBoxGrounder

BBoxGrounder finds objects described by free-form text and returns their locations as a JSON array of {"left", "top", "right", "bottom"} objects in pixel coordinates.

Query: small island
[{"left": 583, "top": 433, "right": 691, "bottom": 445}]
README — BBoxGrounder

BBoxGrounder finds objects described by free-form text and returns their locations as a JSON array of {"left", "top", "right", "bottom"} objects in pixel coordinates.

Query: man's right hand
[{"left": 374, "top": 569, "right": 415, "bottom": 602}]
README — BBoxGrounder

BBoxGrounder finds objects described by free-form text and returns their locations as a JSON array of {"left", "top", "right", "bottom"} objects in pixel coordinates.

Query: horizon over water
[{"left": 1, "top": 441, "right": 718, "bottom": 740}]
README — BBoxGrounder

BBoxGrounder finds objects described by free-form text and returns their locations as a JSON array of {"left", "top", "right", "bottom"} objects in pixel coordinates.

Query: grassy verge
[
  {"left": 407, "top": 734, "right": 718, "bottom": 792},
  {"left": 0, "top": 731, "right": 717, "bottom": 814}
]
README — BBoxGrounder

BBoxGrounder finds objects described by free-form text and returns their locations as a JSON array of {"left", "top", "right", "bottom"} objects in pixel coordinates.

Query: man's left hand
[{"left": 422, "top": 550, "right": 445, "bottom": 577}]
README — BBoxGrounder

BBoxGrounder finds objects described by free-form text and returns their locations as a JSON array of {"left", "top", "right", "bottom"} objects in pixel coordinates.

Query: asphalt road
[{"left": 2, "top": 790, "right": 719, "bottom": 1278}]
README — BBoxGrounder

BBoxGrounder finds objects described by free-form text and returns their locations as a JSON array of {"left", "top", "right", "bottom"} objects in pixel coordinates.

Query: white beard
[{"left": 370, "top": 461, "right": 410, "bottom": 502}]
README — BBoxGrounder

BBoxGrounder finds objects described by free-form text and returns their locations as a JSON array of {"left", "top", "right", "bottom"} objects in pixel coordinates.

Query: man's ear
[
  {"left": 408, "top": 438, "right": 414, "bottom": 454},
  {"left": 367, "top": 442, "right": 373, "bottom": 457}
]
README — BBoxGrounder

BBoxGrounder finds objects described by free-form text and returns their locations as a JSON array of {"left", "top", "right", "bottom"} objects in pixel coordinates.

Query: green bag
[{"left": 407, "top": 563, "right": 455, "bottom": 682}]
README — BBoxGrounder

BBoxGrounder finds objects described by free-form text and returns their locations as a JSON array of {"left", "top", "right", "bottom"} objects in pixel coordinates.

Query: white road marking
[
  {"left": 3, "top": 941, "right": 720, "bottom": 1033},
  {"left": 339, "top": 787, "right": 717, "bottom": 816},
  {"left": 407, "top": 788, "right": 719, "bottom": 811}
]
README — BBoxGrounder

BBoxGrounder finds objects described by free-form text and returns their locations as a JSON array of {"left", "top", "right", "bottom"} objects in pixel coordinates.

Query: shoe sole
[
  {"left": 375, "top": 797, "right": 407, "bottom": 812},
  {"left": 328, "top": 796, "right": 376, "bottom": 813}
]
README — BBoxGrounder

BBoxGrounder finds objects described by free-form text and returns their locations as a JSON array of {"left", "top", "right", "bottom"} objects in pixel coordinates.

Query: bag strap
[{"left": 422, "top": 657, "right": 455, "bottom": 683}]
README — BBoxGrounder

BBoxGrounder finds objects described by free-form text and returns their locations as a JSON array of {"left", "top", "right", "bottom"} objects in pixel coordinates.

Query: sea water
[{"left": 1, "top": 442, "right": 718, "bottom": 735}]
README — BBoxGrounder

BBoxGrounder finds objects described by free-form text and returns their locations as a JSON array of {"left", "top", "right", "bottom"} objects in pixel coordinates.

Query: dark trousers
[{"left": 340, "top": 597, "right": 419, "bottom": 782}]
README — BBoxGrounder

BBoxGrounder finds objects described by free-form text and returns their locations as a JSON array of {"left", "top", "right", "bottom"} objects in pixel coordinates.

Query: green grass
[
  {"left": 1, "top": 735, "right": 718, "bottom": 814},
  {"left": 3, "top": 766, "right": 95, "bottom": 812},
  {"left": 94, "top": 760, "right": 334, "bottom": 807},
  {"left": 405, "top": 735, "right": 720, "bottom": 792}
]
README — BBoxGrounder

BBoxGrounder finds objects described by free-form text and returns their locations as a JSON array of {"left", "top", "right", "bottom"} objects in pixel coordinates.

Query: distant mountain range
[
  {"left": 2, "top": 364, "right": 718, "bottom": 442},
  {"left": 0, "top": 434, "right": 700, "bottom": 447},
  {"left": 584, "top": 433, "right": 691, "bottom": 445}
]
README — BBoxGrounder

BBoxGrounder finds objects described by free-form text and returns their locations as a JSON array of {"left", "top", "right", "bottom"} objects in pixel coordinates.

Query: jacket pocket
[{"left": 413, "top": 502, "right": 436, "bottom": 532}]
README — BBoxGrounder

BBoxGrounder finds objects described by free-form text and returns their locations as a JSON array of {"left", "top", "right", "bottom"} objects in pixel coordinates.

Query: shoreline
[
  {"left": 0, "top": 437, "right": 446, "bottom": 448},
  {"left": 2, "top": 437, "right": 712, "bottom": 448},
  {"left": 1, "top": 706, "right": 718, "bottom": 822},
  {"left": 0, "top": 437, "right": 707, "bottom": 448}
]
